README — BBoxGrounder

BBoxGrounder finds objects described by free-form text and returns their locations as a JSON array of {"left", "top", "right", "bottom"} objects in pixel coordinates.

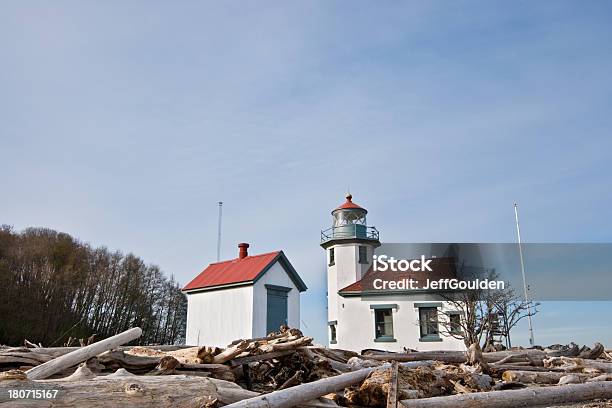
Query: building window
[
  {"left": 419, "top": 307, "right": 439, "bottom": 340},
  {"left": 329, "top": 248, "right": 335, "bottom": 266},
  {"left": 449, "top": 313, "right": 462, "bottom": 334},
  {"left": 374, "top": 308, "right": 394, "bottom": 340},
  {"left": 330, "top": 324, "right": 337, "bottom": 344},
  {"left": 358, "top": 246, "right": 367, "bottom": 264}
]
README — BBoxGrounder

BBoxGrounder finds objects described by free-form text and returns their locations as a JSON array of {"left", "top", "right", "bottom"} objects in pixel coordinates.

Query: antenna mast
[
  {"left": 514, "top": 203, "right": 535, "bottom": 347},
  {"left": 217, "top": 202, "right": 223, "bottom": 262}
]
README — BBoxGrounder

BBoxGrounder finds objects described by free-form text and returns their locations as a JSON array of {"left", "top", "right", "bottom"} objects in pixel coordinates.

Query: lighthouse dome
[
  {"left": 332, "top": 193, "right": 367, "bottom": 227},
  {"left": 321, "top": 193, "right": 379, "bottom": 246}
]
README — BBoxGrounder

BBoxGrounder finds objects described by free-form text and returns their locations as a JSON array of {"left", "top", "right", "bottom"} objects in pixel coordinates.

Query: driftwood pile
[{"left": 1, "top": 327, "right": 611, "bottom": 407}]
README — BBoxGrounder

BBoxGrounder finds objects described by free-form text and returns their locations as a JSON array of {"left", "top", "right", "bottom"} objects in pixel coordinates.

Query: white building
[
  {"left": 321, "top": 194, "right": 466, "bottom": 352},
  {"left": 182, "top": 243, "right": 307, "bottom": 347}
]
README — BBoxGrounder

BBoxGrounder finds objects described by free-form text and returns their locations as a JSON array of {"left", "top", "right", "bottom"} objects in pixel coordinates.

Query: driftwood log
[
  {"left": 26, "top": 328, "right": 143, "bottom": 380},
  {"left": 213, "top": 340, "right": 250, "bottom": 364},
  {"left": 0, "top": 345, "right": 188, "bottom": 362},
  {"left": 223, "top": 361, "right": 435, "bottom": 408},
  {"left": 501, "top": 370, "right": 602, "bottom": 384},
  {"left": 1, "top": 367, "right": 257, "bottom": 407},
  {"left": 363, "top": 351, "right": 467, "bottom": 364},
  {"left": 362, "top": 345, "right": 605, "bottom": 366},
  {"left": 386, "top": 361, "right": 399, "bottom": 408},
  {"left": 545, "top": 356, "right": 612, "bottom": 373},
  {"left": 399, "top": 381, "right": 612, "bottom": 408},
  {"left": 259, "top": 337, "right": 313, "bottom": 353},
  {"left": 229, "top": 351, "right": 294, "bottom": 367},
  {"left": 148, "top": 355, "right": 235, "bottom": 381}
]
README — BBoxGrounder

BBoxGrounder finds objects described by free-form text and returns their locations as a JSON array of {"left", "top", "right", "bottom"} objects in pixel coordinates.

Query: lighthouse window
[
  {"left": 374, "top": 308, "right": 394, "bottom": 340},
  {"left": 419, "top": 307, "right": 440, "bottom": 340},
  {"left": 330, "top": 324, "right": 337, "bottom": 343},
  {"left": 358, "top": 246, "right": 367, "bottom": 264},
  {"left": 329, "top": 248, "right": 335, "bottom": 266}
]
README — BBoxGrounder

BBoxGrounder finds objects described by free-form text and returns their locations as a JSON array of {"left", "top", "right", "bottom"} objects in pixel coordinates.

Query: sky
[{"left": 1, "top": 1, "right": 612, "bottom": 347}]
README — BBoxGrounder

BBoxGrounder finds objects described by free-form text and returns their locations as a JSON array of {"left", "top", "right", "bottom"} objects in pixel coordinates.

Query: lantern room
[
  {"left": 332, "top": 194, "right": 367, "bottom": 227},
  {"left": 321, "top": 194, "right": 379, "bottom": 244}
]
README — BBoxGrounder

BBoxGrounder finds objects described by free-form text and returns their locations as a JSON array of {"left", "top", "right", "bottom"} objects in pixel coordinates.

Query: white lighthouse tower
[{"left": 321, "top": 193, "right": 380, "bottom": 346}]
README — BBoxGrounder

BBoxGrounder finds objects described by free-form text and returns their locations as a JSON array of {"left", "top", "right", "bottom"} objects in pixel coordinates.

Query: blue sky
[{"left": 1, "top": 1, "right": 612, "bottom": 346}]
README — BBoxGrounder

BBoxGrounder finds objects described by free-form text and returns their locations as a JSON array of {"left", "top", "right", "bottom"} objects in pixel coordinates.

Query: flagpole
[{"left": 514, "top": 203, "right": 535, "bottom": 346}]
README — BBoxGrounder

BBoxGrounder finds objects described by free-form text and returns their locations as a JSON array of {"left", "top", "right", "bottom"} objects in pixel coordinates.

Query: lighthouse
[
  {"left": 321, "top": 194, "right": 466, "bottom": 351},
  {"left": 321, "top": 193, "right": 380, "bottom": 346}
]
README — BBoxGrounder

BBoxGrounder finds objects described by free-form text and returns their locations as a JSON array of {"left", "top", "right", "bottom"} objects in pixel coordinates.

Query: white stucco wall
[
  {"left": 253, "top": 261, "right": 300, "bottom": 337},
  {"left": 332, "top": 293, "right": 466, "bottom": 352},
  {"left": 185, "top": 285, "right": 253, "bottom": 347},
  {"left": 327, "top": 243, "right": 376, "bottom": 324},
  {"left": 185, "top": 259, "right": 302, "bottom": 347}
]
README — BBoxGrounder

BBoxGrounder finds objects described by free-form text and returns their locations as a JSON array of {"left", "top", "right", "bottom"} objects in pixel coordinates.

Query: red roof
[
  {"left": 182, "top": 250, "right": 308, "bottom": 293},
  {"left": 183, "top": 251, "right": 280, "bottom": 291},
  {"left": 334, "top": 194, "right": 366, "bottom": 211}
]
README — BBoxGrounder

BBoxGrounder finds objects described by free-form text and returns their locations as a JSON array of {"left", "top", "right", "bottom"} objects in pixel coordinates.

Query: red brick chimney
[{"left": 238, "top": 243, "right": 249, "bottom": 259}]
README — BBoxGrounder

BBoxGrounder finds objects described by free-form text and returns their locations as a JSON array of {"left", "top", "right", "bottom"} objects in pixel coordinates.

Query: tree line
[{"left": 0, "top": 225, "right": 186, "bottom": 346}]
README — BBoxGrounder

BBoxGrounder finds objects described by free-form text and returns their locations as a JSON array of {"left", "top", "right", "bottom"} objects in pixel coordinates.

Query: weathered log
[
  {"left": 97, "top": 350, "right": 160, "bottom": 371},
  {"left": 147, "top": 356, "right": 235, "bottom": 381},
  {"left": 213, "top": 340, "right": 250, "bottom": 364},
  {"left": 545, "top": 343, "right": 580, "bottom": 357},
  {"left": 578, "top": 342, "right": 605, "bottom": 359},
  {"left": 1, "top": 345, "right": 187, "bottom": 360},
  {"left": 490, "top": 353, "right": 543, "bottom": 366},
  {"left": 347, "top": 356, "right": 385, "bottom": 371},
  {"left": 558, "top": 374, "right": 584, "bottom": 385},
  {"left": 364, "top": 348, "right": 586, "bottom": 365},
  {"left": 545, "top": 356, "right": 612, "bottom": 373},
  {"left": 501, "top": 370, "right": 599, "bottom": 384},
  {"left": 0, "top": 353, "right": 53, "bottom": 367},
  {"left": 1, "top": 368, "right": 258, "bottom": 407},
  {"left": 308, "top": 348, "right": 358, "bottom": 363},
  {"left": 386, "top": 361, "right": 399, "bottom": 408},
  {"left": 26, "top": 328, "right": 142, "bottom": 380},
  {"left": 363, "top": 351, "right": 467, "bottom": 364},
  {"left": 489, "top": 364, "right": 566, "bottom": 374},
  {"left": 299, "top": 349, "right": 349, "bottom": 373},
  {"left": 228, "top": 350, "right": 295, "bottom": 367},
  {"left": 278, "top": 370, "right": 303, "bottom": 390},
  {"left": 227, "top": 327, "right": 303, "bottom": 348},
  {"left": 399, "top": 381, "right": 612, "bottom": 408},
  {"left": 586, "top": 374, "right": 612, "bottom": 382},
  {"left": 259, "top": 337, "right": 313, "bottom": 353},
  {"left": 228, "top": 332, "right": 288, "bottom": 347},
  {"left": 125, "top": 345, "right": 218, "bottom": 365},
  {"left": 223, "top": 361, "right": 435, "bottom": 408}
]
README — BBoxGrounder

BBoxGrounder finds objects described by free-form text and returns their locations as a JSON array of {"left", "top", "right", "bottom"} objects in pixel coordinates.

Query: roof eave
[
  {"left": 182, "top": 280, "right": 254, "bottom": 294},
  {"left": 251, "top": 251, "right": 308, "bottom": 292}
]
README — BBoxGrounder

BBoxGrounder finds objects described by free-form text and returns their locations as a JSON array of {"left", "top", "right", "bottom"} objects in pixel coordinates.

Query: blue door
[{"left": 266, "top": 285, "right": 290, "bottom": 334}]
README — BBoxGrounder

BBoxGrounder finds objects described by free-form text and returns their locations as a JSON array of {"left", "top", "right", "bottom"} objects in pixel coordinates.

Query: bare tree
[
  {"left": 0, "top": 226, "right": 187, "bottom": 346},
  {"left": 492, "top": 286, "right": 539, "bottom": 348},
  {"left": 435, "top": 268, "right": 538, "bottom": 349}
]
